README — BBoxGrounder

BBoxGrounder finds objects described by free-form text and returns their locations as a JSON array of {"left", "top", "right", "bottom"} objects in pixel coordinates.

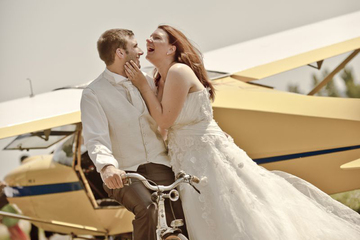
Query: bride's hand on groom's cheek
[{"left": 125, "top": 61, "right": 147, "bottom": 89}]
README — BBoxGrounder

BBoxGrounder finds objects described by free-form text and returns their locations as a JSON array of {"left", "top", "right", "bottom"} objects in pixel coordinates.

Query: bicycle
[{"left": 125, "top": 171, "right": 200, "bottom": 240}]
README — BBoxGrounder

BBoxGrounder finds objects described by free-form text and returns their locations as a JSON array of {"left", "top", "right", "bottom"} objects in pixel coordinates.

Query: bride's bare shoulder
[{"left": 168, "top": 63, "right": 196, "bottom": 78}]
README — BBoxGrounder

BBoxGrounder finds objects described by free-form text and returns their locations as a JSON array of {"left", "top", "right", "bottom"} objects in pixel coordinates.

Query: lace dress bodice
[
  {"left": 167, "top": 88, "right": 229, "bottom": 175},
  {"left": 172, "top": 88, "right": 213, "bottom": 129}
]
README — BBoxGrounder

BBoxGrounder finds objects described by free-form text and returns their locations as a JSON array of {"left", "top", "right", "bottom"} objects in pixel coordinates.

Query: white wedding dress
[{"left": 167, "top": 88, "right": 360, "bottom": 240}]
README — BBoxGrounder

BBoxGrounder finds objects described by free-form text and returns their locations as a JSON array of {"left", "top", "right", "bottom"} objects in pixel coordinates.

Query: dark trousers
[
  {"left": 0, "top": 190, "right": 9, "bottom": 209},
  {"left": 104, "top": 163, "right": 188, "bottom": 240}
]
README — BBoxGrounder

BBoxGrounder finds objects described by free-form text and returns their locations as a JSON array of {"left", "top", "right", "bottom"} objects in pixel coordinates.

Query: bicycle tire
[{"left": 177, "top": 234, "right": 188, "bottom": 240}]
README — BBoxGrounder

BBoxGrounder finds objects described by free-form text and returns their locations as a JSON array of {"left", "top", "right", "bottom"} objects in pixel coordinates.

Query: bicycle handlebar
[{"left": 125, "top": 171, "right": 199, "bottom": 192}]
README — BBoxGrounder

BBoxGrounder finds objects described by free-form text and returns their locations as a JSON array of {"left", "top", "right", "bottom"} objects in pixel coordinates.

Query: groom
[{"left": 80, "top": 29, "right": 188, "bottom": 240}]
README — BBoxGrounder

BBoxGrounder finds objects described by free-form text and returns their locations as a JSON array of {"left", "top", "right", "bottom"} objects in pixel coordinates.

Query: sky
[{"left": 1, "top": 0, "right": 360, "bottom": 179}]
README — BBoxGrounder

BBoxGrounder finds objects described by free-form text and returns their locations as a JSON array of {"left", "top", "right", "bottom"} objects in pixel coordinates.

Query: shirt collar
[{"left": 105, "top": 68, "right": 128, "bottom": 84}]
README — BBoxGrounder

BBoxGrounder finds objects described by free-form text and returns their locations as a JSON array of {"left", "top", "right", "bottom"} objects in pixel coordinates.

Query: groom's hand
[{"left": 100, "top": 165, "right": 126, "bottom": 189}]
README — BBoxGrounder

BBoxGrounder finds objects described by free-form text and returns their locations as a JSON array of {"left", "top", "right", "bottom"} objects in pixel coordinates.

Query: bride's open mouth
[{"left": 147, "top": 46, "right": 155, "bottom": 53}]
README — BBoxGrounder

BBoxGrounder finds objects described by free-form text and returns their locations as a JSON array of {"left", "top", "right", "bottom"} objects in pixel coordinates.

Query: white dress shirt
[{"left": 81, "top": 68, "right": 170, "bottom": 172}]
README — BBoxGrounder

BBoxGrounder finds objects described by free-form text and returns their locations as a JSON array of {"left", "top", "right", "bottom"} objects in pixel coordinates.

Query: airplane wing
[
  {"left": 0, "top": 89, "right": 82, "bottom": 139},
  {"left": 212, "top": 76, "right": 360, "bottom": 122},
  {"left": 1, "top": 11, "right": 360, "bottom": 142},
  {"left": 204, "top": 10, "right": 360, "bottom": 81}
]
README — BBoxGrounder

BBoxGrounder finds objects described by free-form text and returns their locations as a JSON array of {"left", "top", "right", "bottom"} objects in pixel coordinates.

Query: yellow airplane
[{"left": 0, "top": 10, "right": 359, "bottom": 239}]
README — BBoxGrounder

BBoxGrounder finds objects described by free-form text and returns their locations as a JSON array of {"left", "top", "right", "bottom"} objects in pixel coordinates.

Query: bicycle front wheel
[{"left": 177, "top": 234, "right": 188, "bottom": 240}]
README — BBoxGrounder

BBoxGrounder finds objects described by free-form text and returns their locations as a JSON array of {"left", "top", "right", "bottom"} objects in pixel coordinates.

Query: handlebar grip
[{"left": 191, "top": 176, "right": 200, "bottom": 184}]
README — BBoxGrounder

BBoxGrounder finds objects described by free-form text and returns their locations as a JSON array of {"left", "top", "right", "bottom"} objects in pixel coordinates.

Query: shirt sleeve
[{"left": 80, "top": 88, "right": 119, "bottom": 172}]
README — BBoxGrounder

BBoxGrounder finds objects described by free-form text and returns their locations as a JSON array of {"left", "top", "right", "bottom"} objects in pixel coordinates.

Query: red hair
[{"left": 154, "top": 25, "right": 215, "bottom": 100}]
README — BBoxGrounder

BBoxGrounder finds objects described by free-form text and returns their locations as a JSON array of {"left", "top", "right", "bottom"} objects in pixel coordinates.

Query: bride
[{"left": 125, "top": 25, "right": 360, "bottom": 240}]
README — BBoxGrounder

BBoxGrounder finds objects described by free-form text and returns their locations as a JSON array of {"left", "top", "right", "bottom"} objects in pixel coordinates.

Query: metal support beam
[
  {"left": 0, "top": 211, "right": 107, "bottom": 235},
  {"left": 307, "top": 49, "right": 360, "bottom": 96},
  {"left": 73, "top": 123, "right": 99, "bottom": 208}
]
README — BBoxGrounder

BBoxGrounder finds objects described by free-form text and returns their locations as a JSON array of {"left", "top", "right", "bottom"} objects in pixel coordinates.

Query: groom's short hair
[{"left": 97, "top": 29, "right": 134, "bottom": 66}]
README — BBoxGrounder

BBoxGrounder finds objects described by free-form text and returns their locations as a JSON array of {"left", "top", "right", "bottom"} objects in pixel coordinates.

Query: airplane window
[
  {"left": 52, "top": 135, "right": 75, "bottom": 166},
  {"left": 52, "top": 134, "right": 87, "bottom": 167},
  {"left": 3, "top": 125, "right": 77, "bottom": 151},
  {"left": 206, "top": 70, "right": 230, "bottom": 80}
]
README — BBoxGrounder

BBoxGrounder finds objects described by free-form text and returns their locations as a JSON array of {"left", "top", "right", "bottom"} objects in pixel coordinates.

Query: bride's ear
[{"left": 166, "top": 46, "right": 176, "bottom": 56}]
